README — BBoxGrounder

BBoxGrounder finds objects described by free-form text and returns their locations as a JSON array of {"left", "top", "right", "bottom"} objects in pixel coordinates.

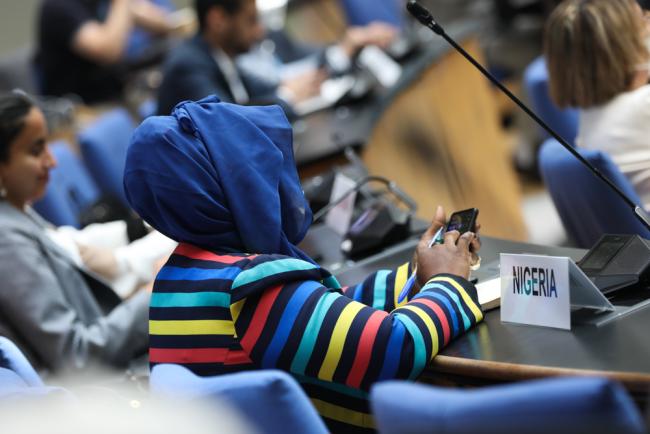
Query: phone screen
[{"left": 445, "top": 208, "right": 478, "bottom": 234}]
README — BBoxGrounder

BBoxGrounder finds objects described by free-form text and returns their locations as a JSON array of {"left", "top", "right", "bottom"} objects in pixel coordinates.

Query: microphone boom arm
[{"left": 406, "top": 0, "right": 650, "bottom": 231}]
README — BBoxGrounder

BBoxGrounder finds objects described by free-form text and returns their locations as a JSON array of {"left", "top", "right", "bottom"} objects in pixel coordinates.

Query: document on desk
[
  {"left": 293, "top": 76, "right": 356, "bottom": 117},
  {"left": 476, "top": 277, "right": 501, "bottom": 311}
]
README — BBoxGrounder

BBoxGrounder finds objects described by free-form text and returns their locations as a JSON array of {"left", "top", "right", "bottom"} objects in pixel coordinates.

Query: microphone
[
  {"left": 406, "top": 0, "right": 650, "bottom": 231},
  {"left": 311, "top": 175, "right": 418, "bottom": 258},
  {"left": 312, "top": 175, "right": 417, "bottom": 223}
]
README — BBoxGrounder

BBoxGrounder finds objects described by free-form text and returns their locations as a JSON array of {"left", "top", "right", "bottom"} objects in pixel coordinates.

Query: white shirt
[
  {"left": 46, "top": 221, "right": 176, "bottom": 298},
  {"left": 212, "top": 49, "right": 250, "bottom": 105},
  {"left": 578, "top": 85, "right": 650, "bottom": 208}
]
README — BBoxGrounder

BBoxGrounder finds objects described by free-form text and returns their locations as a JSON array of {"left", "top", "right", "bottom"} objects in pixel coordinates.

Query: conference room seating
[
  {"left": 150, "top": 364, "right": 329, "bottom": 434},
  {"left": 78, "top": 108, "right": 136, "bottom": 207},
  {"left": 370, "top": 377, "right": 647, "bottom": 434},
  {"left": 0, "top": 337, "right": 71, "bottom": 402},
  {"left": 32, "top": 141, "right": 101, "bottom": 228},
  {"left": 523, "top": 56, "right": 579, "bottom": 145},
  {"left": 538, "top": 138, "right": 650, "bottom": 248},
  {"left": 0, "top": 337, "right": 44, "bottom": 389},
  {"left": 1, "top": 337, "right": 327, "bottom": 433}
]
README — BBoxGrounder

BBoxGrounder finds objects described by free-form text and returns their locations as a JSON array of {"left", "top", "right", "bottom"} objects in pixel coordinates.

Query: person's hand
[
  {"left": 416, "top": 229, "right": 475, "bottom": 284},
  {"left": 78, "top": 244, "right": 119, "bottom": 280},
  {"left": 129, "top": 0, "right": 178, "bottom": 35},
  {"left": 340, "top": 22, "right": 399, "bottom": 57},
  {"left": 279, "top": 68, "right": 327, "bottom": 104},
  {"left": 413, "top": 205, "right": 479, "bottom": 286}
]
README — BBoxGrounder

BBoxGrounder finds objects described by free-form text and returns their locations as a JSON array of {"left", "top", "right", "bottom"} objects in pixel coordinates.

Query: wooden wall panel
[{"left": 363, "top": 38, "right": 527, "bottom": 241}]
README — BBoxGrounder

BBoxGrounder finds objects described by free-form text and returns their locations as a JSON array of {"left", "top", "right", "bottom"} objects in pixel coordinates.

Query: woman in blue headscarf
[{"left": 124, "top": 95, "right": 483, "bottom": 433}]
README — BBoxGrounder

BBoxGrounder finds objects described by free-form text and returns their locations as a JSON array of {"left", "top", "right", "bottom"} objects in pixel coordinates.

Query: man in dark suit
[{"left": 156, "top": 0, "right": 324, "bottom": 116}]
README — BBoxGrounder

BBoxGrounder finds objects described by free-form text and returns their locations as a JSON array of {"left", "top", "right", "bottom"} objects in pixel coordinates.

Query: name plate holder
[{"left": 500, "top": 254, "right": 616, "bottom": 330}]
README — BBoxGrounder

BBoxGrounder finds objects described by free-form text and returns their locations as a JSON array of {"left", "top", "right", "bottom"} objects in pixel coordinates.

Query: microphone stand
[{"left": 406, "top": 0, "right": 650, "bottom": 231}]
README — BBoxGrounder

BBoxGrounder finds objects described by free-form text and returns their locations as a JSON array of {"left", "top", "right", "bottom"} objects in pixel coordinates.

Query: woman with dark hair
[
  {"left": 124, "top": 95, "right": 484, "bottom": 433},
  {"left": 0, "top": 91, "right": 171, "bottom": 373},
  {"left": 544, "top": 0, "right": 650, "bottom": 207}
]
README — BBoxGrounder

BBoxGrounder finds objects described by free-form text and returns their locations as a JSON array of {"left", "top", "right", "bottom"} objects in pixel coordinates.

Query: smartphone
[
  {"left": 431, "top": 208, "right": 479, "bottom": 246},
  {"left": 445, "top": 208, "right": 479, "bottom": 234}
]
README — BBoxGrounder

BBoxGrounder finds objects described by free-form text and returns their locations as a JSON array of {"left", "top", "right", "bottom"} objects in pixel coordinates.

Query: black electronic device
[
  {"left": 578, "top": 235, "right": 650, "bottom": 295},
  {"left": 430, "top": 208, "right": 479, "bottom": 250},
  {"left": 309, "top": 175, "right": 417, "bottom": 259},
  {"left": 341, "top": 199, "right": 411, "bottom": 258},
  {"left": 445, "top": 208, "right": 478, "bottom": 234}
]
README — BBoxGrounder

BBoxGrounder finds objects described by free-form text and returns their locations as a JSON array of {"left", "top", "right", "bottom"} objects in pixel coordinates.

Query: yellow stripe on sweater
[
  {"left": 149, "top": 320, "right": 234, "bottom": 336},
  {"left": 431, "top": 276, "right": 483, "bottom": 321},
  {"left": 311, "top": 399, "right": 376, "bottom": 429},
  {"left": 399, "top": 305, "right": 440, "bottom": 359},
  {"left": 231, "top": 299, "right": 245, "bottom": 323},
  {"left": 318, "top": 302, "right": 365, "bottom": 381},
  {"left": 394, "top": 262, "right": 410, "bottom": 307}
]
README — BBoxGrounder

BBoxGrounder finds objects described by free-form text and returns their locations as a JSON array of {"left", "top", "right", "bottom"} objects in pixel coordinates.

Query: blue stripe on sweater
[
  {"left": 377, "top": 319, "right": 406, "bottom": 381},
  {"left": 157, "top": 266, "right": 240, "bottom": 281},
  {"left": 262, "top": 281, "right": 320, "bottom": 368}
]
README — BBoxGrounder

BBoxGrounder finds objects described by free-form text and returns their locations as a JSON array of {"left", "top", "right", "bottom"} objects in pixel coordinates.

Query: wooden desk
[
  {"left": 334, "top": 236, "right": 650, "bottom": 407},
  {"left": 362, "top": 36, "right": 527, "bottom": 242}
]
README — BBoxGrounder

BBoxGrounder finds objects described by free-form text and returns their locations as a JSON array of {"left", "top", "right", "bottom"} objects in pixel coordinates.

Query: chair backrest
[
  {"left": 523, "top": 56, "right": 579, "bottom": 145},
  {"left": 0, "top": 337, "right": 44, "bottom": 387},
  {"left": 338, "top": 0, "right": 404, "bottom": 28},
  {"left": 370, "top": 377, "right": 647, "bottom": 434},
  {"left": 150, "top": 364, "right": 329, "bottom": 434},
  {"left": 539, "top": 139, "right": 650, "bottom": 248},
  {"left": 32, "top": 142, "right": 101, "bottom": 228},
  {"left": 78, "top": 108, "right": 136, "bottom": 206}
]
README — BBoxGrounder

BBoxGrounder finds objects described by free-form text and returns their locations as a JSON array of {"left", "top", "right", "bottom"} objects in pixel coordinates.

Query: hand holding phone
[
  {"left": 416, "top": 229, "right": 476, "bottom": 283},
  {"left": 399, "top": 207, "right": 480, "bottom": 303},
  {"left": 429, "top": 208, "right": 479, "bottom": 247}
]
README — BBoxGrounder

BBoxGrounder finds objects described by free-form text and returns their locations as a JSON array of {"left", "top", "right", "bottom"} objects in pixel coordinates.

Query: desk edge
[{"left": 425, "top": 355, "right": 650, "bottom": 392}]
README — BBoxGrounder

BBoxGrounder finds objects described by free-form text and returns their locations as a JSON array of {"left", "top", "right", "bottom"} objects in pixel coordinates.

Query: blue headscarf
[{"left": 123, "top": 96, "right": 314, "bottom": 263}]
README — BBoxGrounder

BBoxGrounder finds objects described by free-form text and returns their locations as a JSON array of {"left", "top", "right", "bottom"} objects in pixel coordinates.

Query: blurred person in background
[
  {"left": 35, "top": 0, "right": 187, "bottom": 104},
  {"left": 545, "top": 0, "right": 650, "bottom": 207},
  {"left": 156, "top": 0, "right": 397, "bottom": 116},
  {"left": 0, "top": 91, "right": 174, "bottom": 373}
]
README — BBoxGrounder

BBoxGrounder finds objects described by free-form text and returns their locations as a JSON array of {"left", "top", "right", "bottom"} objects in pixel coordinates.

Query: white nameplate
[{"left": 500, "top": 254, "right": 571, "bottom": 330}]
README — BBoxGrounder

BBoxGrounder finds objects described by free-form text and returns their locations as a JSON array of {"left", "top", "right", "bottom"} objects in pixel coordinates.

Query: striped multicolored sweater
[{"left": 150, "top": 243, "right": 483, "bottom": 433}]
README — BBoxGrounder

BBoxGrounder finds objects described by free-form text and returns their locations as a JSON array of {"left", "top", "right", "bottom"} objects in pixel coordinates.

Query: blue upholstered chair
[
  {"left": 338, "top": 0, "right": 404, "bottom": 27},
  {"left": 150, "top": 364, "right": 328, "bottom": 434},
  {"left": 523, "top": 56, "right": 579, "bottom": 145},
  {"left": 32, "top": 141, "right": 101, "bottom": 228},
  {"left": 0, "top": 337, "right": 71, "bottom": 401},
  {"left": 78, "top": 108, "right": 136, "bottom": 206},
  {"left": 370, "top": 377, "right": 647, "bottom": 434},
  {"left": 0, "top": 337, "right": 44, "bottom": 388},
  {"left": 538, "top": 139, "right": 650, "bottom": 248}
]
